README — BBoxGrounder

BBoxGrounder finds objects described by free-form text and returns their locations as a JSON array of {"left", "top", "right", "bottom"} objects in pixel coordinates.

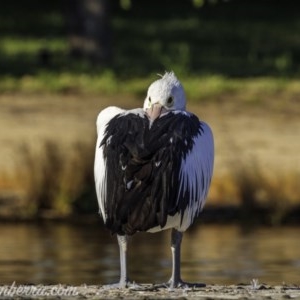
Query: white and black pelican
[{"left": 94, "top": 72, "right": 214, "bottom": 288}]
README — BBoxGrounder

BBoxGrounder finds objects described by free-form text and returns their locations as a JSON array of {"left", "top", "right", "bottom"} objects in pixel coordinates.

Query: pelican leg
[
  {"left": 117, "top": 234, "right": 129, "bottom": 288},
  {"left": 103, "top": 234, "right": 130, "bottom": 289},
  {"left": 169, "top": 228, "right": 183, "bottom": 287},
  {"left": 167, "top": 228, "right": 205, "bottom": 288}
]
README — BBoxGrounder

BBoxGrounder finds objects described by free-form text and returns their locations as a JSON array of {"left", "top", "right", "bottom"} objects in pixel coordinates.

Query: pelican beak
[{"left": 146, "top": 103, "right": 166, "bottom": 121}]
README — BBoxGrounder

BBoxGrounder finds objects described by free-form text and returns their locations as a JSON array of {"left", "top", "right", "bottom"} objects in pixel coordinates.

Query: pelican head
[{"left": 143, "top": 72, "right": 186, "bottom": 121}]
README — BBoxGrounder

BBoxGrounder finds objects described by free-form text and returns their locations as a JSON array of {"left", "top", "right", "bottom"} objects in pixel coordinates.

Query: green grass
[
  {"left": 0, "top": 37, "right": 66, "bottom": 56},
  {"left": 1, "top": 72, "right": 299, "bottom": 109}
]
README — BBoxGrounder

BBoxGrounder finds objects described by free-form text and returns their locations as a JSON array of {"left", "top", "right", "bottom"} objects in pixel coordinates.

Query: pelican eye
[
  {"left": 148, "top": 96, "right": 152, "bottom": 103},
  {"left": 166, "top": 96, "right": 174, "bottom": 106}
]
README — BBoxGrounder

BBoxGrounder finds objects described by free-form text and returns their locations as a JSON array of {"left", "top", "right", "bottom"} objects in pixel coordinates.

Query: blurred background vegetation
[
  {"left": 1, "top": 0, "right": 300, "bottom": 92},
  {"left": 1, "top": 0, "right": 300, "bottom": 224}
]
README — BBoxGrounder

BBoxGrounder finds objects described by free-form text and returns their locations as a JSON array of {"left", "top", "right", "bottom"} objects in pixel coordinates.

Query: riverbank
[
  {"left": 0, "top": 91, "right": 299, "bottom": 222},
  {"left": 1, "top": 283, "right": 300, "bottom": 300}
]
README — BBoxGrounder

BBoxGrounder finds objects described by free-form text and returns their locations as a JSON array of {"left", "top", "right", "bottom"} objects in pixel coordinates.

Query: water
[{"left": 0, "top": 223, "right": 299, "bottom": 285}]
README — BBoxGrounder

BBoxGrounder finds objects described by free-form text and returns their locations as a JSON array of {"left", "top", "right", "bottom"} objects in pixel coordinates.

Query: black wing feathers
[{"left": 101, "top": 112, "right": 201, "bottom": 235}]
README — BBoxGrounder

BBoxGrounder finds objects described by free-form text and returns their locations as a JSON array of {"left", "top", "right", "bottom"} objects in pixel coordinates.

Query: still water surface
[{"left": 0, "top": 223, "right": 299, "bottom": 285}]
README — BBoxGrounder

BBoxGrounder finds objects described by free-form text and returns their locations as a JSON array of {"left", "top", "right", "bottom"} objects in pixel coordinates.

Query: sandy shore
[{"left": 0, "top": 283, "right": 300, "bottom": 299}]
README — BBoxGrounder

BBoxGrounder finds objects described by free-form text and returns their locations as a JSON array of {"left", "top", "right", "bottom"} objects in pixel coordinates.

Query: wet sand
[{"left": 1, "top": 284, "right": 300, "bottom": 300}]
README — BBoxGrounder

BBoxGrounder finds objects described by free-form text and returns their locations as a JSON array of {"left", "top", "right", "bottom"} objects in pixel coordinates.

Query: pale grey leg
[
  {"left": 103, "top": 234, "right": 129, "bottom": 289},
  {"left": 117, "top": 234, "right": 129, "bottom": 288},
  {"left": 167, "top": 228, "right": 206, "bottom": 288},
  {"left": 169, "top": 228, "right": 183, "bottom": 287}
]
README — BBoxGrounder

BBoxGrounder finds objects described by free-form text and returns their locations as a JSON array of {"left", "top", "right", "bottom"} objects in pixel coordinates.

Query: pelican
[{"left": 94, "top": 72, "right": 214, "bottom": 288}]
